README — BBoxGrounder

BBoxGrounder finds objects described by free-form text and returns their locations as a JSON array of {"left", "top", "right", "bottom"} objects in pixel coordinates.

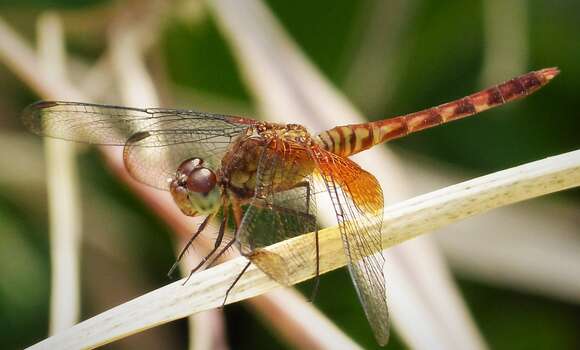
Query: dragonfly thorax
[
  {"left": 220, "top": 122, "right": 315, "bottom": 200},
  {"left": 169, "top": 158, "right": 221, "bottom": 216}
]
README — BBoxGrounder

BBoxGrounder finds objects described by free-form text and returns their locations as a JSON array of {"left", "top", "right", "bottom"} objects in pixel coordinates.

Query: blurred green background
[{"left": 0, "top": 0, "right": 579, "bottom": 349}]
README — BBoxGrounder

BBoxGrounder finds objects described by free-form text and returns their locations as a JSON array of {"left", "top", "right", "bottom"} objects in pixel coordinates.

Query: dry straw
[{"left": 28, "top": 148, "right": 580, "bottom": 349}]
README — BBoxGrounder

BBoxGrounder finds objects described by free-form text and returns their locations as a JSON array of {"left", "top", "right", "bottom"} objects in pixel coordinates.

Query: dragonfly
[{"left": 22, "top": 67, "right": 558, "bottom": 346}]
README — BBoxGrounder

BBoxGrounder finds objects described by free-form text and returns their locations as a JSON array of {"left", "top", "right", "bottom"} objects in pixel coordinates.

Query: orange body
[
  {"left": 316, "top": 67, "right": 559, "bottom": 157},
  {"left": 219, "top": 122, "right": 316, "bottom": 202}
]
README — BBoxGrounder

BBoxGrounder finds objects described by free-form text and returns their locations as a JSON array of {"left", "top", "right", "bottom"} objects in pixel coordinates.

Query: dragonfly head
[{"left": 170, "top": 158, "right": 221, "bottom": 215}]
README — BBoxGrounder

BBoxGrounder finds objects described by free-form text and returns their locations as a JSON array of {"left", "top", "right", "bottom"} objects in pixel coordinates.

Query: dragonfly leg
[
  {"left": 222, "top": 260, "right": 252, "bottom": 307},
  {"left": 197, "top": 214, "right": 251, "bottom": 306},
  {"left": 205, "top": 226, "right": 239, "bottom": 269},
  {"left": 168, "top": 213, "right": 213, "bottom": 278},
  {"left": 182, "top": 214, "right": 228, "bottom": 284}
]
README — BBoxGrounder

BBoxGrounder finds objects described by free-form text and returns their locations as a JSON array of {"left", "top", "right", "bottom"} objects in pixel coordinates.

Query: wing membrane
[
  {"left": 23, "top": 101, "right": 252, "bottom": 190},
  {"left": 22, "top": 101, "right": 251, "bottom": 145},
  {"left": 237, "top": 140, "right": 319, "bottom": 284},
  {"left": 313, "top": 147, "right": 389, "bottom": 346}
]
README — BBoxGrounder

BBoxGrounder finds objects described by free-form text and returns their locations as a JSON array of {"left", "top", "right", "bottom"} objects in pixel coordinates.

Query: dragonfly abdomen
[{"left": 316, "top": 67, "right": 559, "bottom": 157}]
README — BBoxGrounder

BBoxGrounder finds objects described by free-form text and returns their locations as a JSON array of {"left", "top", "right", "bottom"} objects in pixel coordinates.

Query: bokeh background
[{"left": 0, "top": 0, "right": 579, "bottom": 349}]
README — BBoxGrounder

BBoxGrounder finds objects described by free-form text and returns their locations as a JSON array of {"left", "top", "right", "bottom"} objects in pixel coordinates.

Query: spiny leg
[
  {"left": 206, "top": 203, "right": 250, "bottom": 306},
  {"left": 202, "top": 210, "right": 267, "bottom": 304},
  {"left": 182, "top": 214, "right": 228, "bottom": 284},
  {"left": 168, "top": 213, "right": 213, "bottom": 278},
  {"left": 205, "top": 232, "right": 238, "bottom": 270},
  {"left": 222, "top": 260, "right": 252, "bottom": 307}
]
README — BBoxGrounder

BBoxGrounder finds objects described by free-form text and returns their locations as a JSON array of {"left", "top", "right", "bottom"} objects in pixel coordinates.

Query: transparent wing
[
  {"left": 22, "top": 101, "right": 253, "bottom": 145},
  {"left": 237, "top": 140, "right": 320, "bottom": 284},
  {"left": 313, "top": 147, "right": 389, "bottom": 346},
  {"left": 23, "top": 101, "right": 253, "bottom": 190}
]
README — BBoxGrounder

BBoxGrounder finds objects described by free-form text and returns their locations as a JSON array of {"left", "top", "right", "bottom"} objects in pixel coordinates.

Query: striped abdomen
[{"left": 316, "top": 67, "right": 559, "bottom": 157}]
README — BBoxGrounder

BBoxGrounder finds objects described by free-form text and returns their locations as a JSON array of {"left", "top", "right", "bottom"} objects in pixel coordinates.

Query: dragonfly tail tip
[{"left": 540, "top": 67, "right": 560, "bottom": 81}]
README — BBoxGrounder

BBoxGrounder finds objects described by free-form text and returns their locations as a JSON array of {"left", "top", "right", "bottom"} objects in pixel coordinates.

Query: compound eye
[
  {"left": 186, "top": 167, "right": 217, "bottom": 194},
  {"left": 176, "top": 158, "right": 204, "bottom": 177}
]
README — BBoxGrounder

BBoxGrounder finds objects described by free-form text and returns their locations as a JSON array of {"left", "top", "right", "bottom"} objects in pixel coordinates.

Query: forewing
[
  {"left": 23, "top": 101, "right": 251, "bottom": 190},
  {"left": 22, "top": 101, "right": 252, "bottom": 145},
  {"left": 237, "top": 141, "right": 319, "bottom": 285},
  {"left": 313, "top": 147, "right": 389, "bottom": 346}
]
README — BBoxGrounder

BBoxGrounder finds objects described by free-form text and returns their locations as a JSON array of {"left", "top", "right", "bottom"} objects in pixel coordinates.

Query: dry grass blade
[
  {"left": 396, "top": 152, "right": 580, "bottom": 304},
  {"left": 26, "top": 149, "right": 580, "bottom": 349},
  {"left": 37, "top": 12, "right": 82, "bottom": 334},
  {"left": 0, "top": 18, "right": 80, "bottom": 100}
]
